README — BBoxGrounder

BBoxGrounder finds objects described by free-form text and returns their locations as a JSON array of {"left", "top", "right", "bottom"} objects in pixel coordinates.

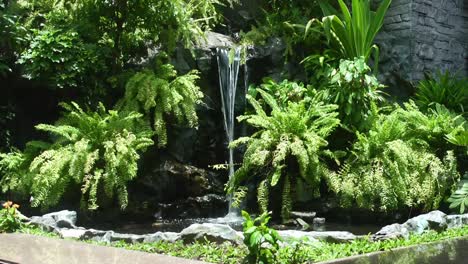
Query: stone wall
[{"left": 376, "top": 0, "right": 468, "bottom": 85}]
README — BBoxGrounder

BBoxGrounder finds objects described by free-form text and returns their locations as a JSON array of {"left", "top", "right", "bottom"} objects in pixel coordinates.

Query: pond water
[{"left": 325, "top": 236, "right": 468, "bottom": 264}]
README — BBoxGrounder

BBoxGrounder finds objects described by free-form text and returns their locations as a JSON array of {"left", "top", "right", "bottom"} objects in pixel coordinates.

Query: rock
[
  {"left": 277, "top": 230, "right": 319, "bottom": 243},
  {"left": 143, "top": 232, "right": 181, "bottom": 243},
  {"left": 58, "top": 228, "right": 87, "bottom": 239},
  {"left": 29, "top": 210, "right": 77, "bottom": 231},
  {"left": 446, "top": 214, "right": 468, "bottom": 229},
  {"left": 109, "top": 233, "right": 146, "bottom": 243},
  {"left": 313, "top": 218, "right": 326, "bottom": 225},
  {"left": 403, "top": 210, "right": 447, "bottom": 234},
  {"left": 278, "top": 230, "right": 356, "bottom": 243},
  {"left": 196, "top": 32, "right": 235, "bottom": 51},
  {"left": 291, "top": 211, "right": 316, "bottom": 222},
  {"left": 372, "top": 223, "right": 410, "bottom": 241},
  {"left": 156, "top": 194, "right": 228, "bottom": 219},
  {"left": 309, "top": 231, "right": 357, "bottom": 243},
  {"left": 179, "top": 223, "right": 243, "bottom": 244},
  {"left": 140, "top": 159, "right": 224, "bottom": 202}
]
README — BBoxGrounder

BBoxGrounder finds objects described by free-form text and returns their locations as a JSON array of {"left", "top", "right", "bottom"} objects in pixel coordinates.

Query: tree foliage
[
  {"left": 0, "top": 102, "right": 153, "bottom": 210},
  {"left": 228, "top": 88, "right": 340, "bottom": 221}
]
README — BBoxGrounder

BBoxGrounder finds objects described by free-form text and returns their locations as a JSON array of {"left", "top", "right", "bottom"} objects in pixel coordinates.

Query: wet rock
[
  {"left": 180, "top": 223, "right": 243, "bottom": 244},
  {"left": 140, "top": 159, "right": 224, "bottom": 202},
  {"left": 196, "top": 31, "right": 235, "bottom": 51},
  {"left": 156, "top": 194, "right": 228, "bottom": 219}
]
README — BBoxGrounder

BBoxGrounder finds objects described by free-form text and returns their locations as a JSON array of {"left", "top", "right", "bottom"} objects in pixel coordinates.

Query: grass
[{"left": 13, "top": 225, "right": 468, "bottom": 263}]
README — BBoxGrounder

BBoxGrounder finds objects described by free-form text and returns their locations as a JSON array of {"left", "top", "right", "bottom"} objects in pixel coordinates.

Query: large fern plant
[
  {"left": 0, "top": 102, "right": 153, "bottom": 210},
  {"left": 328, "top": 102, "right": 464, "bottom": 212},
  {"left": 227, "top": 90, "right": 340, "bottom": 222},
  {"left": 117, "top": 64, "right": 203, "bottom": 147}
]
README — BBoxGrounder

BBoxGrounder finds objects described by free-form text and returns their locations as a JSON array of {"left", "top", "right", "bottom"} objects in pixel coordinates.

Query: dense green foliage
[
  {"left": 228, "top": 86, "right": 340, "bottom": 221},
  {"left": 328, "top": 102, "right": 464, "bottom": 212},
  {"left": 0, "top": 201, "right": 23, "bottom": 232},
  {"left": 0, "top": 103, "right": 153, "bottom": 210},
  {"left": 242, "top": 211, "right": 281, "bottom": 264},
  {"left": 117, "top": 64, "right": 203, "bottom": 147},
  {"left": 316, "top": 57, "right": 384, "bottom": 131},
  {"left": 415, "top": 71, "right": 468, "bottom": 115}
]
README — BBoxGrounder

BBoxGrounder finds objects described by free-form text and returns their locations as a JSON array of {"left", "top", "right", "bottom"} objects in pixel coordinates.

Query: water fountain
[{"left": 214, "top": 46, "right": 247, "bottom": 223}]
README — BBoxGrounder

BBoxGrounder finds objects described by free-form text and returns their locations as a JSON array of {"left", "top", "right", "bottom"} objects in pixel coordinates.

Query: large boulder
[
  {"left": 179, "top": 223, "right": 243, "bottom": 244},
  {"left": 29, "top": 210, "right": 77, "bottom": 231},
  {"left": 446, "top": 214, "right": 468, "bottom": 229}
]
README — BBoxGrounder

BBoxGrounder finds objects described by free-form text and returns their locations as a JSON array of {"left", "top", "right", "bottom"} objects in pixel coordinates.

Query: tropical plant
[
  {"left": 306, "top": 0, "right": 392, "bottom": 72},
  {"left": 317, "top": 57, "right": 385, "bottom": 131},
  {"left": 327, "top": 102, "right": 463, "bottom": 212},
  {"left": 242, "top": 210, "right": 281, "bottom": 264},
  {"left": 248, "top": 79, "right": 309, "bottom": 108},
  {"left": 0, "top": 102, "right": 153, "bottom": 210},
  {"left": 227, "top": 90, "right": 340, "bottom": 221},
  {"left": 0, "top": 201, "right": 23, "bottom": 233},
  {"left": 448, "top": 173, "right": 468, "bottom": 214},
  {"left": 415, "top": 70, "right": 468, "bottom": 115},
  {"left": 117, "top": 64, "right": 203, "bottom": 147}
]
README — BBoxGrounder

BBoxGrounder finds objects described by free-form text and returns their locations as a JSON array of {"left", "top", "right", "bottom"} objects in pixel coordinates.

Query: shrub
[
  {"left": 0, "top": 201, "right": 23, "bottom": 233},
  {"left": 327, "top": 102, "right": 464, "bottom": 212},
  {"left": 0, "top": 102, "right": 153, "bottom": 210},
  {"left": 117, "top": 64, "right": 203, "bottom": 147},
  {"left": 242, "top": 210, "right": 281, "bottom": 264},
  {"left": 415, "top": 70, "right": 468, "bottom": 115},
  {"left": 228, "top": 89, "right": 340, "bottom": 221}
]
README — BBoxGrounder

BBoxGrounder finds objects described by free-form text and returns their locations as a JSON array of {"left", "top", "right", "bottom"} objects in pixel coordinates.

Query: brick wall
[{"left": 376, "top": 0, "right": 467, "bottom": 85}]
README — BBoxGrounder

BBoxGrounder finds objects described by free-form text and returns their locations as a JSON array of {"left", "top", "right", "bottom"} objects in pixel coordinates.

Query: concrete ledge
[{"left": 0, "top": 233, "right": 210, "bottom": 264}]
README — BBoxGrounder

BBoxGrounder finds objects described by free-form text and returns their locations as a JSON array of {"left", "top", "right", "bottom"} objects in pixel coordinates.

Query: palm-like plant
[
  {"left": 307, "top": 0, "right": 392, "bottom": 72},
  {"left": 227, "top": 90, "right": 340, "bottom": 221}
]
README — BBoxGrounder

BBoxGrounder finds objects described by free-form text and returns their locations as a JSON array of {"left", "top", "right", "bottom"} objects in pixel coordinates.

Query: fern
[
  {"left": 0, "top": 102, "right": 153, "bottom": 210},
  {"left": 448, "top": 173, "right": 468, "bottom": 213},
  {"left": 227, "top": 89, "right": 340, "bottom": 222},
  {"left": 328, "top": 102, "right": 464, "bottom": 212},
  {"left": 117, "top": 64, "right": 203, "bottom": 147}
]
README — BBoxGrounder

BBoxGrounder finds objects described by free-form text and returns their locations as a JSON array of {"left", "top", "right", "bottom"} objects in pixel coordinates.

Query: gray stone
[
  {"left": 44, "top": 210, "right": 77, "bottom": 228},
  {"left": 110, "top": 233, "right": 146, "bottom": 243},
  {"left": 291, "top": 211, "right": 316, "bottom": 221},
  {"left": 313, "top": 217, "right": 326, "bottom": 225},
  {"left": 143, "top": 232, "right": 181, "bottom": 243},
  {"left": 180, "top": 223, "right": 243, "bottom": 244},
  {"left": 58, "top": 228, "right": 87, "bottom": 239},
  {"left": 196, "top": 31, "right": 235, "bottom": 51},
  {"left": 278, "top": 230, "right": 356, "bottom": 243},
  {"left": 372, "top": 223, "right": 410, "bottom": 241},
  {"left": 446, "top": 214, "right": 468, "bottom": 229},
  {"left": 402, "top": 210, "right": 447, "bottom": 234}
]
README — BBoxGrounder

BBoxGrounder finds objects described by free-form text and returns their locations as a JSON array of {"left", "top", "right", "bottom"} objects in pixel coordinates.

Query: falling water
[{"left": 216, "top": 47, "right": 244, "bottom": 220}]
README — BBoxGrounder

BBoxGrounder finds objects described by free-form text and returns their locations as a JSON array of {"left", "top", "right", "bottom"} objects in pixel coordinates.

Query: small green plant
[
  {"left": 0, "top": 102, "right": 154, "bottom": 210},
  {"left": 228, "top": 89, "right": 340, "bottom": 221},
  {"left": 0, "top": 201, "right": 23, "bottom": 233},
  {"left": 242, "top": 210, "right": 281, "bottom": 264},
  {"left": 318, "top": 57, "right": 385, "bottom": 131},
  {"left": 415, "top": 70, "right": 468, "bottom": 115},
  {"left": 117, "top": 64, "right": 203, "bottom": 147}
]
